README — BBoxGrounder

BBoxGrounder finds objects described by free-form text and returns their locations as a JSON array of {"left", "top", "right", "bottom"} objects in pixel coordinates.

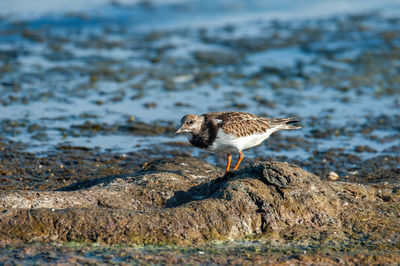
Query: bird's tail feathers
[{"left": 268, "top": 117, "right": 301, "bottom": 130}]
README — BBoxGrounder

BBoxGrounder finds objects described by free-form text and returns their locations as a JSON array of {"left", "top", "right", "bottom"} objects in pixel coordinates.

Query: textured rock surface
[{"left": 0, "top": 157, "right": 398, "bottom": 245}]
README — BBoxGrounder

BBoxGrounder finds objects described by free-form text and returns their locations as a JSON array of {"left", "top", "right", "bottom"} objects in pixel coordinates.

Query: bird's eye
[{"left": 188, "top": 120, "right": 194, "bottom": 125}]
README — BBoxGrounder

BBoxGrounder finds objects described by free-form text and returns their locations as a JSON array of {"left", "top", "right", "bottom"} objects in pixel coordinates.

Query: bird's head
[{"left": 175, "top": 114, "right": 204, "bottom": 135}]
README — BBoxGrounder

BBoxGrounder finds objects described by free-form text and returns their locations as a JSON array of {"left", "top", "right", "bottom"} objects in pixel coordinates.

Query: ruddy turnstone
[{"left": 175, "top": 111, "right": 301, "bottom": 174}]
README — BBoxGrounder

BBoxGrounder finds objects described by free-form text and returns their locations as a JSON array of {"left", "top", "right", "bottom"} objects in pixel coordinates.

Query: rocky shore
[
  {"left": 1, "top": 1, "right": 400, "bottom": 263},
  {"left": 0, "top": 157, "right": 398, "bottom": 264}
]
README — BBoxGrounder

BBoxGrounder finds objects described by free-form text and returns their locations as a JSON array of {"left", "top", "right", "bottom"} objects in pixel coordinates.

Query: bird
[{"left": 175, "top": 111, "right": 301, "bottom": 174}]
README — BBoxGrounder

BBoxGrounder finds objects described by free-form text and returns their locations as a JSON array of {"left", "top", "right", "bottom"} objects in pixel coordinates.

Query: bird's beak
[{"left": 175, "top": 127, "right": 184, "bottom": 135}]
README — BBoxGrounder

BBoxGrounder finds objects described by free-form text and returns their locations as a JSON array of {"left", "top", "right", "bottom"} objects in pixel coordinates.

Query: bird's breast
[{"left": 209, "top": 128, "right": 276, "bottom": 152}]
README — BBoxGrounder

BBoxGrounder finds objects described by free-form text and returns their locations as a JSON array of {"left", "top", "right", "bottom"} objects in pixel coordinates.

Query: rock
[
  {"left": 327, "top": 171, "right": 339, "bottom": 181},
  {"left": 193, "top": 50, "right": 241, "bottom": 65},
  {"left": 354, "top": 145, "right": 377, "bottom": 153},
  {"left": 0, "top": 157, "right": 398, "bottom": 245}
]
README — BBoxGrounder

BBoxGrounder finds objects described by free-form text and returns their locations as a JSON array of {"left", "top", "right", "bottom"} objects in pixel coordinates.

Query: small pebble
[{"left": 327, "top": 171, "right": 339, "bottom": 181}]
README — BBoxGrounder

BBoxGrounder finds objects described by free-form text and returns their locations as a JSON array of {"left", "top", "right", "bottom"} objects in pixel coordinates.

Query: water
[{"left": 0, "top": 0, "right": 399, "bottom": 163}]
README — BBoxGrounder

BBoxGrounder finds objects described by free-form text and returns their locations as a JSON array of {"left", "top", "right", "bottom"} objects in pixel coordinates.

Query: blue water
[{"left": 0, "top": 0, "right": 399, "bottom": 160}]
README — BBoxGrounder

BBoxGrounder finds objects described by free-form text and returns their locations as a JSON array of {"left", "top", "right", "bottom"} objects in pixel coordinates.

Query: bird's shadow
[
  {"left": 57, "top": 169, "right": 183, "bottom": 192},
  {"left": 56, "top": 174, "right": 129, "bottom": 191},
  {"left": 165, "top": 171, "right": 235, "bottom": 208},
  {"left": 166, "top": 165, "right": 293, "bottom": 208}
]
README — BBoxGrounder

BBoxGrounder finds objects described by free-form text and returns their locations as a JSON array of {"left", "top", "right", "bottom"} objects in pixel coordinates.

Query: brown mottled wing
[{"left": 203, "top": 111, "right": 272, "bottom": 137}]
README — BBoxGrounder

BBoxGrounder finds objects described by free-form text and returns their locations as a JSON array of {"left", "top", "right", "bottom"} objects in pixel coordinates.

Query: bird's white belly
[{"left": 208, "top": 129, "right": 276, "bottom": 153}]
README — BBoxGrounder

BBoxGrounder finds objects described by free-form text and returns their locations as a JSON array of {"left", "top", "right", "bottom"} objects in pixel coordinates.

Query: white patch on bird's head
[
  {"left": 175, "top": 114, "right": 205, "bottom": 135},
  {"left": 214, "top": 119, "right": 223, "bottom": 124}
]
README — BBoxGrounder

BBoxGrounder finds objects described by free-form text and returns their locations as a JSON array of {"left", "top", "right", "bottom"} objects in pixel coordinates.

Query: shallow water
[{"left": 0, "top": 0, "right": 399, "bottom": 169}]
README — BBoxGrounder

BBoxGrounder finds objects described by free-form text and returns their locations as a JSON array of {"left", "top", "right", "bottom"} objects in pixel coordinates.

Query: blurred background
[{"left": 0, "top": 0, "right": 399, "bottom": 180}]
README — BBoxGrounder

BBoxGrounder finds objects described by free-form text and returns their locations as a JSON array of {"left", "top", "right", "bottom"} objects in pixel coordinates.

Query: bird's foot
[{"left": 223, "top": 170, "right": 236, "bottom": 177}]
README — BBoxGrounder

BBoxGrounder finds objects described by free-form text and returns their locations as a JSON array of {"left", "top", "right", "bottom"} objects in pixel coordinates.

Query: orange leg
[
  {"left": 225, "top": 153, "right": 232, "bottom": 174},
  {"left": 233, "top": 151, "right": 244, "bottom": 170}
]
